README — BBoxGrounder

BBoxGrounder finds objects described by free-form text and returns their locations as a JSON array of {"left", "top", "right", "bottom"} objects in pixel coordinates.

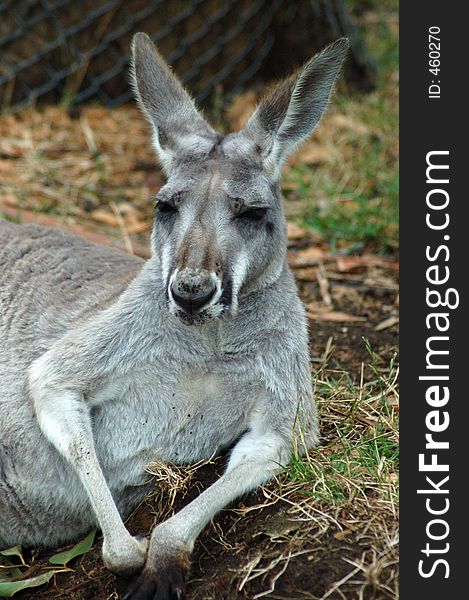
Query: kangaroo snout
[{"left": 169, "top": 268, "right": 219, "bottom": 315}]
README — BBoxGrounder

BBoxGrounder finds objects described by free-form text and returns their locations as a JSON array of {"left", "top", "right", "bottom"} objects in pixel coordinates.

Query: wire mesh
[
  {"left": 0, "top": 0, "right": 286, "bottom": 112},
  {"left": 0, "top": 0, "right": 374, "bottom": 113}
]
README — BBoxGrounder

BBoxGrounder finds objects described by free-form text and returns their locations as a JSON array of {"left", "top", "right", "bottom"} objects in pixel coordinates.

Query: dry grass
[
  {"left": 144, "top": 456, "right": 221, "bottom": 523},
  {"left": 0, "top": 105, "right": 158, "bottom": 258}
]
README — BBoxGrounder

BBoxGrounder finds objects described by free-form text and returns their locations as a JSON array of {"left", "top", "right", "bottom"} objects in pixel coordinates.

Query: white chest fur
[{"left": 91, "top": 364, "right": 260, "bottom": 487}]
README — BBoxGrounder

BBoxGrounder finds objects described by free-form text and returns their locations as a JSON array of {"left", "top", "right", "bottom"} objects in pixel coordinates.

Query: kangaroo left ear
[
  {"left": 130, "top": 33, "right": 217, "bottom": 172},
  {"left": 238, "top": 38, "right": 349, "bottom": 175}
]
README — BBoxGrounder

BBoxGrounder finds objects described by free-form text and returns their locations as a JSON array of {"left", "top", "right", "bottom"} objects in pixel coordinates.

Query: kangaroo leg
[
  {"left": 31, "top": 376, "right": 148, "bottom": 574},
  {"left": 123, "top": 426, "right": 290, "bottom": 600}
]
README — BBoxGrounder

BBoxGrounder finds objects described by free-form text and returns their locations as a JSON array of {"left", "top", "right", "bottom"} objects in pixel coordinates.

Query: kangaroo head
[{"left": 131, "top": 33, "right": 348, "bottom": 325}]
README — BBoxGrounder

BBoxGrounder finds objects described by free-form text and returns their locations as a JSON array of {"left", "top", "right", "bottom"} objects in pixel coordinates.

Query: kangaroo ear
[
  {"left": 131, "top": 33, "right": 216, "bottom": 172},
  {"left": 239, "top": 38, "right": 349, "bottom": 175}
]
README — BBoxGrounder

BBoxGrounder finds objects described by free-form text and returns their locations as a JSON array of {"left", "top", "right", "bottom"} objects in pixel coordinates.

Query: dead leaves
[
  {"left": 288, "top": 245, "right": 326, "bottom": 266},
  {"left": 290, "top": 249, "right": 399, "bottom": 273},
  {"left": 0, "top": 105, "right": 157, "bottom": 258},
  {"left": 329, "top": 113, "right": 371, "bottom": 136},
  {"left": 336, "top": 256, "right": 399, "bottom": 273},
  {"left": 90, "top": 203, "right": 150, "bottom": 233},
  {"left": 0, "top": 104, "right": 398, "bottom": 332},
  {"left": 375, "top": 315, "right": 399, "bottom": 331},
  {"left": 0, "top": 532, "right": 96, "bottom": 597},
  {"left": 0, "top": 203, "right": 150, "bottom": 258},
  {"left": 295, "top": 142, "right": 331, "bottom": 166},
  {"left": 287, "top": 233, "right": 399, "bottom": 326},
  {"left": 316, "top": 263, "right": 332, "bottom": 306},
  {"left": 306, "top": 306, "right": 367, "bottom": 323},
  {"left": 286, "top": 222, "right": 307, "bottom": 240}
]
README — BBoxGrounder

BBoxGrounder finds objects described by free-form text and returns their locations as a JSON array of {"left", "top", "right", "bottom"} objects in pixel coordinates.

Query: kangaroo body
[
  {"left": 0, "top": 34, "right": 348, "bottom": 599},
  {"left": 0, "top": 222, "right": 308, "bottom": 547},
  {"left": 0, "top": 222, "right": 309, "bottom": 548}
]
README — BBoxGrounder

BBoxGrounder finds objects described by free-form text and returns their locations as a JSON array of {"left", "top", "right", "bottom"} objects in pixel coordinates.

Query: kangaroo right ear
[
  {"left": 131, "top": 33, "right": 216, "bottom": 172},
  {"left": 238, "top": 38, "right": 349, "bottom": 176}
]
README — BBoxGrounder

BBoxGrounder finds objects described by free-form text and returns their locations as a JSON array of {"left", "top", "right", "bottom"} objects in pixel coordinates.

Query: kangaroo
[{"left": 0, "top": 33, "right": 348, "bottom": 599}]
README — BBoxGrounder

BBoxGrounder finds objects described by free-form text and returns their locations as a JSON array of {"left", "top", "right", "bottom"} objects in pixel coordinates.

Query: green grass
[
  {"left": 284, "top": 3, "right": 399, "bottom": 254},
  {"left": 284, "top": 341, "right": 399, "bottom": 506}
]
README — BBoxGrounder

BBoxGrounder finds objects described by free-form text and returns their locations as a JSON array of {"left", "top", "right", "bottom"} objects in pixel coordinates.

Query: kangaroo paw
[
  {"left": 122, "top": 553, "right": 189, "bottom": 600},
  {"left": 103, "top": 535, "right": 149, "bottom": 576}
]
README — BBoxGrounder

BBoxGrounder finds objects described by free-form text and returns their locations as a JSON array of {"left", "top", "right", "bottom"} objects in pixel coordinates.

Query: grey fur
[{"left": 0, "top": 33, "right": 348, "bottom": 598}]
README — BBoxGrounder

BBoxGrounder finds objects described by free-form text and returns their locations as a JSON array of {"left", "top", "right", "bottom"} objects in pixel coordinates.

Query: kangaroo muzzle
[{"left": 169, "top": 268, "right": 219, "bottom": 315}]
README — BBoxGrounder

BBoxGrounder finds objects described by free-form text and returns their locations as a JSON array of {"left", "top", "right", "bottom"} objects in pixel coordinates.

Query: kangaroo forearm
[
  {"left": 153, "top": 458, "right": 278, "bottom": 553},
  {"left": 31, "top": 385, "right": 120, "bottom": 527},
  {"left": 30, "top": 383, "right": 145, "bottom": 571},
  {"left": 146, "top": 423, "right": 290, "bottom": 564}
]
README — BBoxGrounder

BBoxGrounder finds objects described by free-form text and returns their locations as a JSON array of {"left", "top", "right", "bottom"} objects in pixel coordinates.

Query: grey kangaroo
[{"left": 0, "top": 34, "right": 348, "bottom": 599}]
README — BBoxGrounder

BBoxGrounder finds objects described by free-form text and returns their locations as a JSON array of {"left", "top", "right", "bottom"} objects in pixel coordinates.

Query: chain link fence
[{"left": 0, "top": 0, "right": 374, "bottom": 113}]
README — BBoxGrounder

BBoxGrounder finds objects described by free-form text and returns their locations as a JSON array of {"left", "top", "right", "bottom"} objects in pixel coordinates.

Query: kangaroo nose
[
  {"left": 172, "top": 288, "right": 216, "bottom": 313},
  {"left": 170, "top": 270, "right": 217, "bottom": 314}
]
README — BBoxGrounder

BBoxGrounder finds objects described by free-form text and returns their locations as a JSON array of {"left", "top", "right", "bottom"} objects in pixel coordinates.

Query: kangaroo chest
[{"left": 91, "top": 362, "right": 260, "bottom": 479}]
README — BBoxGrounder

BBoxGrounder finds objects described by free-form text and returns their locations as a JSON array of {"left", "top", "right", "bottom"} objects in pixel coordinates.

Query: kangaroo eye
[
  {"left": 156, "top": 201, "right": 177, "bottom": 215},
  {"left": 237, "top": 207, "right": 267, "bottom": 221}
]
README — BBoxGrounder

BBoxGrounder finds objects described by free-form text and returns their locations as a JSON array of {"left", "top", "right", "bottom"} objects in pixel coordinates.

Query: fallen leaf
[
  {"left": 296, "top": 143, "right": 330, "bottom": 165},
  {"left": 0, "top": 548, "right": 26, "bottom": 569},
  {"left": 306, "top": 308, "right": 366, "bottom": 323},
  {"left": 334, "top": 530, "right": 353, "bottom": 541},
  {"left": 0, "top": 571, "right": 57, "bottom": 597},
  {"left": 262, "top": 511, "right": 302, "bottom": 540},
  {"left": 127, "top": 221, "right": 153, "bottom": 234},
  {"left": 0, "top": 192, "right": 20, "bottom": 206},
  {"left": 49, "top": 530, "right": 96, "bottom": 567},
  {"left": 0, "top": 548, "right": 22, "bottom": 561},
  {"left": 281, "top": 181, "right": 300, "bottom": 192},
  {"left": 358, "top": 415, "right": 380, "bottom": 428},
  {"left": 287, "top": 222, "right": 307, "bottom": 240},
  {"left": 336, "top": 256, "right": 399, "bottom": 273},
  {"left": 375, "top": 315, "right": 399, "bottom": 331},
  {"left": 363, "top": 275, "right": 399, "bottom": 291},
  {"left": 289, "top": 246, "right": 327, "bottom": 267},
  {"left": 292, "top": 267, "right": 318, "bottom": 282},
  {"left": 0, "top": 564, "right": 22, "bottom": 583},
  {"left": 90, "top": 208, "right": 120, "bottom": 227},
  {"left": 331, "top": 285, "right": 363, "bottom": 306},
  {"left": 317, "top": 264, "right": 332, "bottom": 306},
  {"left": 80, "top": 116, "right": 98, "bottom": 154},
  {"left": 330, "top": 114, "right": 370, "bottom": 135},
  {"left": 0, "top": 204, "right": 150, "bottom": 258}
]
